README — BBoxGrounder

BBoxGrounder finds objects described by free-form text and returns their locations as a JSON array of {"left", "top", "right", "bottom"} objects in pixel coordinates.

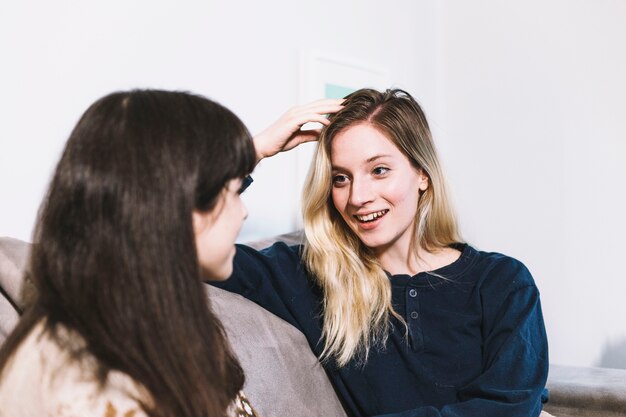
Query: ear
[
  {"left": 192, "top": 210, "right": 210, "bottom": 237},
  {"left": 418, "top": 170, "right": 429, "bottom": 192}
]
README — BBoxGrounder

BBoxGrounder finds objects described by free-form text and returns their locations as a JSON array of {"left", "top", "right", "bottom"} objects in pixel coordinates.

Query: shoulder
[
  {"left": 0, "top": 321, "right": 147, "bottom": 417},
  {"left": 463, "top": 245, "right": 535, "bottom": 287},
  {"left": 0, "top": 321, "right": 48, "bottom": 415},
  {"left": 459, "top": 246, "right": 544, "bottom": 323}
]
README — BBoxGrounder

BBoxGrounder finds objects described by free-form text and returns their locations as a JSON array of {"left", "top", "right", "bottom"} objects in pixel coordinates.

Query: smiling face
[
  {"left": 193, "top": 178, "right": 248, "bottom": 280},
  {"left": 330, "top": 123, "right": 429, "bottom": 255}
]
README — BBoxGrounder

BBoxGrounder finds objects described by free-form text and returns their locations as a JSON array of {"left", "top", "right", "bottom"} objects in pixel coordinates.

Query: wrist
[{"left": 252, "top": 137, "right": 266, "bottom": 164}]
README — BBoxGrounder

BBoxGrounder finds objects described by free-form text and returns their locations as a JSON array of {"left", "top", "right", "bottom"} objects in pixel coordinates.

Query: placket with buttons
[{"left": 406, "top": 286, "right": 424, "bottom": 351}]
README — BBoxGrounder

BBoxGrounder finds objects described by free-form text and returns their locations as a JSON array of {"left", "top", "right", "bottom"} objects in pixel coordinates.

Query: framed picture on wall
[{"left": 295, "top": 51, "right": 390, "bottom": 226}]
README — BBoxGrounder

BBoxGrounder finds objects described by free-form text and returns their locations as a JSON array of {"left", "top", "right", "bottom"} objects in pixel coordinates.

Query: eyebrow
[
  {"left": 331, "top": 154, "right": 393, "bottom": 171},
  {"left": 366, "top": 154, "right": 392, "bottom": 163}
]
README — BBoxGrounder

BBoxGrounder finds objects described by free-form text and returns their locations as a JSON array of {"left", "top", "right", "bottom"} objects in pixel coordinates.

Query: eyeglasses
[{"left": 238, "top": 175, "right": 253, "bottom": 194}]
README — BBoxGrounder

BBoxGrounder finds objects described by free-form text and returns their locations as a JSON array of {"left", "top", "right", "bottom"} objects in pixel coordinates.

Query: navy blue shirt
[{"left": 212, "top": 242, "right": 549, "bottom": 417}]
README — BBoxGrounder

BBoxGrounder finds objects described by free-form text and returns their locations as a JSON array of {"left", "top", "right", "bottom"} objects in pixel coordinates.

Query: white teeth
[{"left": 355, "top": 210, "right": 388, "bottom": 222}]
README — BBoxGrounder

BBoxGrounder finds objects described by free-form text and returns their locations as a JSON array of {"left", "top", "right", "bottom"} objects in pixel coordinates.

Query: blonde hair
[{"left": 302, "top": 88, "right": 461, "bottom": 366}]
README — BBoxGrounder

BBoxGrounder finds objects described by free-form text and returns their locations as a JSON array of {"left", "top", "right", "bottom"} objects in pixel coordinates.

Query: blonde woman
[{"left": 214, "top": 89, "right": 549, "bottom": 417}]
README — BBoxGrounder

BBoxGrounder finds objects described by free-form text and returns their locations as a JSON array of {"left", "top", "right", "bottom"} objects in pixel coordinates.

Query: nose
[{"left": 349, "top": 177, "right": 375, "bottom": 207}]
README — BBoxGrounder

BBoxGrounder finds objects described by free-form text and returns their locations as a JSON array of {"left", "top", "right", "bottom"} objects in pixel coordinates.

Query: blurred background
[{"left": 1, "top": 0, "right": 625, "bottom": 370}]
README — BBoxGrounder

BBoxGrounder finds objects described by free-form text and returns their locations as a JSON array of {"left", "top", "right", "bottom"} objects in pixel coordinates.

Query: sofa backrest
[
  {"left": 0, "top": 237, "right": 29, "bottom": 342},
  {"left": 0, "top": 235, "right": 346, "bottom": 417}
]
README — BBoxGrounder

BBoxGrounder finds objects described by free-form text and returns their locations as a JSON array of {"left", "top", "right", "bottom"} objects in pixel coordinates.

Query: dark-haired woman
[
  {"left": 0, "top": 90, "right": 342, "bottom": 417},
  {"left": 215, "top": 89, "right": 552, "bottom": 417}
]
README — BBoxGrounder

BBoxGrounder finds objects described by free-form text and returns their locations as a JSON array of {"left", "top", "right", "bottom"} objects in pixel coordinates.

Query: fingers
[
  {"left": 291, "top": 113, "right": 332, "bottom": 127},
  {"left": 294, "top": 128, "right": 322, "bottom": 143},
  {"left": 276, "top": 98, "right": 343, "bottom": 132},
  {"left": 285, "top": 99, "right": 344, "bottom": 118},
  {"left": 298, "top": 98, "right": 345, "bottom": 110},
  {"left": 281, "top": 129, "right": 323, "bottom": 152},
  {"left": 252, "top": 98, "right": 343, "bottom": 161}
]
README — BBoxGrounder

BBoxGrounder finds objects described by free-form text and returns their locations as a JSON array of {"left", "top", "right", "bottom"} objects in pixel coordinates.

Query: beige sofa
[{"left": 2, "top": 235, "right": 625, "bottom": 417}]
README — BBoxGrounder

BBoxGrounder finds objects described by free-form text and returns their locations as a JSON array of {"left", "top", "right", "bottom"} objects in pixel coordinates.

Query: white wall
[
  {"left": 0, "top": 0, "right": 437, "bottom": 243},
  {"left": 1, "top": 0, "right": 624, "bottom": 369},
  {"left": 437, "top": 0, "right": 626, "bottom": 367}
]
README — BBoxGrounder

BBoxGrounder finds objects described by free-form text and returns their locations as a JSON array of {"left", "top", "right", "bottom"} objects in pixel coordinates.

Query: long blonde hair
[{"left": 302, "top": 88, "right": 460, "bottom": 366}]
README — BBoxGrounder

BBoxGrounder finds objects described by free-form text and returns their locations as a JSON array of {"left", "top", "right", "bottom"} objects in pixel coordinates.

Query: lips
[{"left": 354, "top": 209, "right": 389, "bottom": 223}]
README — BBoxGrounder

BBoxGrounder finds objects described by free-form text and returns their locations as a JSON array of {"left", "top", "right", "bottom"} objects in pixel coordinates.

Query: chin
[
  {"left": 202, "top": 264, "right": 233, "bottom": 281},
  {"left": 355, "top": 234, "right": 389, "bottom": 250},
  {"left": 215, "top": 267, "right": 233, "bottom": 281}
]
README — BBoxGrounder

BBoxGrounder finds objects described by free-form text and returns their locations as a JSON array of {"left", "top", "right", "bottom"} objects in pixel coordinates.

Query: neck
[
  {"left": 376, "top": 241, "right": 461, "bottom": 276},
  {"left": 376, "top": 243, "right": 427, "bottom": 276}
]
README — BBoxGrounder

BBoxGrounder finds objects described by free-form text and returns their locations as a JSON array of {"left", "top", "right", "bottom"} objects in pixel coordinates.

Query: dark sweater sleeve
[
  {"left": 374, "top": 261, "right": 549, "bottom": 417},
  {"left": 209, "top": 242, "right": 319, "bottom": 332}
]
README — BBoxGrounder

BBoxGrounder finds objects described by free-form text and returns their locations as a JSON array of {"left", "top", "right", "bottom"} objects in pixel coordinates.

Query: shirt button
[
  {"left": 409, "top": 289, "right": 417, "bottom": 297},
  {"left": 410, "top": 311, "right": 419, "bottom": 320}
]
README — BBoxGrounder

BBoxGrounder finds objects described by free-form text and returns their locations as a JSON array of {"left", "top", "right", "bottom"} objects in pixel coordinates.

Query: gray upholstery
[
  {"left": 209, "top": 286, "right": 344, "bottom": 416},
  {"left": 0, "top": 237, "right": 29, "bottom": 341},
  {"left": 543, "top": 365, "right": 626, "bottom": 417}
]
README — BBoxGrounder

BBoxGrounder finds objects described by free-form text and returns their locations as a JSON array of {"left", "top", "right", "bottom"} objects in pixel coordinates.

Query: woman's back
[{"left": 0, "top": 320, "right": 146, "bottom": 417}]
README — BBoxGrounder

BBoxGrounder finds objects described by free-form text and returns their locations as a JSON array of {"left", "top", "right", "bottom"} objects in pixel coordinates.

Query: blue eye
[
  {"left": 332, "top": 174, "right": 349, "bottom": 186},
  {"left": 373, "top": 167, "right": 390, "bottom": 176}
]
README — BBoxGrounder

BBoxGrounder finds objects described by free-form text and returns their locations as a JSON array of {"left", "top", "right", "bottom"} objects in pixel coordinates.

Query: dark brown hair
[{"left": 0, "top": 90, "right": 255, "bottom": 417}]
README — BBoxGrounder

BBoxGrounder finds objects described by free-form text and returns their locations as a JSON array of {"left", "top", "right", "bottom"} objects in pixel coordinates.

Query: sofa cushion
[
  {"left": 0, "top": 237, "right": 30, "bottom": 342},
  {"left": 0, "top": 237, "right": 30, "bottom": 308},
  {"left": 0, "top": 288, "right": 20, "bottom": 343},
  {"left": 544, "top": 365, "right": 626, "bottom": 417},
  {"left": 209, "top": 285, "right": 345, "bottom": 416}
]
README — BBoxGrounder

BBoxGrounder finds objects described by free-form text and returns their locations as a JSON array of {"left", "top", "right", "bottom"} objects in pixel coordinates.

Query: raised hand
[{"left": 253, "top": 99, "right": 344, "bottom": 163}]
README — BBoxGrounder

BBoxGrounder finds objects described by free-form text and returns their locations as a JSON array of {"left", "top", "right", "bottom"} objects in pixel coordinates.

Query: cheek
[
  {"left": 331, "top": 188, "right": 347, "bottom": 213},
  {"left": 385, "top": 179, "right": 420, "bottom": 210}
]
